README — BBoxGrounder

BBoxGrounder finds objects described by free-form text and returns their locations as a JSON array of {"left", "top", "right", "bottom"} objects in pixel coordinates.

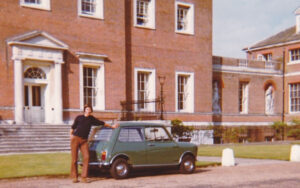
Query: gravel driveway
[{"left": 1, "top": 160, "right": 300, "bottom": 188}]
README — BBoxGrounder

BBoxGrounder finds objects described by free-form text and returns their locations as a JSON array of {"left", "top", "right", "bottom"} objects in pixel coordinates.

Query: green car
[{"left": 79, "top": 122, "right": 198, "bottom": 179}]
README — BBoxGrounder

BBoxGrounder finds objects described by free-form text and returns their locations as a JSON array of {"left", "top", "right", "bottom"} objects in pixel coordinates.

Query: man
[{"left": 70, "top": 104, "right": 118, "bottom": 183}]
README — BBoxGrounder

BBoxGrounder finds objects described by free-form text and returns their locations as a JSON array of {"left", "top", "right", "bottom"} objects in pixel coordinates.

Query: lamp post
[{"left": 158, "top": 76, "right": 166, "bottom": 120}]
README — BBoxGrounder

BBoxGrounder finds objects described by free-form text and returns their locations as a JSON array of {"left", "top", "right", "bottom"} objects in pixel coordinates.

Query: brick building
[
  {"left": 0, "top": 0, "right": 213, "bottom": 125},
  {"left": 243, "top": 7, "right": 300, "bottom": 124},
  {"left": 1, "top": 1, "right": 297, "bottom": 143}
]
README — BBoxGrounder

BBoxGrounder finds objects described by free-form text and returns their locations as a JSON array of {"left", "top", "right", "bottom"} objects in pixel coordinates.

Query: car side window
[
  {"left": 118, "top": 127, "right": 144, "bottom": 142},
  {"left": 145, "top": 127, "right": 171, "bottom": 142}
]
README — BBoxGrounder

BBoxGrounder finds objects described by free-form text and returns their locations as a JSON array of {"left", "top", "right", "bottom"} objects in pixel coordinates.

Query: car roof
[{"left": 117, "top": 121, "right": 169, "bottom": 127}]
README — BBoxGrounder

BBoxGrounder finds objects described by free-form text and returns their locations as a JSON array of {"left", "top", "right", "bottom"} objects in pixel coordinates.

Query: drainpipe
[{"left": 282, "top": 48, "right": 285, "bottom": 123}]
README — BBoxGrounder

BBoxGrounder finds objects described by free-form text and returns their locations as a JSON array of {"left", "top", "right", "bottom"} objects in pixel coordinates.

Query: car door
[
  {"left": 145, "top": 126, "right": 180, "bottom": 165},
  {"left": 113, "top": 127, "right": 147, "bottom": 165}
]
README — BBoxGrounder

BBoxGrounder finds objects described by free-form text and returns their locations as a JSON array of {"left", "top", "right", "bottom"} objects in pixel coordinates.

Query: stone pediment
[{"left": 7, "top": 30, "right": 68, "bottom": 50}]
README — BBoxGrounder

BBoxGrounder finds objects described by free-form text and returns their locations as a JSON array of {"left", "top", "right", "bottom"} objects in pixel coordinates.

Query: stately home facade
[
  {"left": 0, "top": 0, "right": 298, "bottom": 142},
  {"left": 0, "top": 0, "right": 212, "bottom": 125}
]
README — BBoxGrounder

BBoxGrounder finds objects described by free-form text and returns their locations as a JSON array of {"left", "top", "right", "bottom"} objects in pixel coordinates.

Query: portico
[{"left": 7, "top": 31, "right": 68, "bottom": 124}]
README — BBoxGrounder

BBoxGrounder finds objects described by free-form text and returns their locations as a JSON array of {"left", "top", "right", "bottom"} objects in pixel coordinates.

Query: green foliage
[
  {"left": 291, "top": 119, "right": 300, "bottom": 125},
  {"left": 171, "top": 119, "right": 194, "bottom": 137},
  {"left": 287, "top": 128, "right": 300, "bottom": 139},
  {"left": 271, "top": 121, "right": 287, "bottom": 140}
]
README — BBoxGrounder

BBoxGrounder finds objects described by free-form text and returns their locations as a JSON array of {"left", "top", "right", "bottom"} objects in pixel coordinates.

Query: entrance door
[{"left": 24, "top": 85, "right": 45, "bottom": 123}]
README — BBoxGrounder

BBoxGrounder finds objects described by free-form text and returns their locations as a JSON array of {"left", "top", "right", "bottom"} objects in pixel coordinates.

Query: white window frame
[
  {"left": 134, "top": 0, "right": 155, "bottom": 29},
  {"left": 289, "top": 83, "right": 300, "bottom": 113},
  {"left": 134, "top": 68, "right": 156, "bottom": 112},
  {"left": 20, "top": 0, "right": 51, "bottom": 11},
  {"left": 78, "top": 53, "right": 106, "bottom": 111},
  {"left": 289, "top": 49, "right": 300, "bottom": 64},
  {"left": 175, "top": 1, "right": 194, "bottom": 35},
  {"left": 175, "top": 72, "right": 194, "bottom": 113},
  {"left": 78, "top": 0, "right": 104, "bottom": 20},
  {"left": 239, "top": 82, "right": 249, "bottom": 114}
]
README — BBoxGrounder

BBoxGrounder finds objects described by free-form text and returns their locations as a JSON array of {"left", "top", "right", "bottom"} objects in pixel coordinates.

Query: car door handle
[{"left": 148, "top": 143, "right": 155, "bottom": 147}]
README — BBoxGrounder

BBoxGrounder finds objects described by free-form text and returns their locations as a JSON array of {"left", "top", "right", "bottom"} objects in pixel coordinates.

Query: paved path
[{"left": 1, "top": 162, "right": 300, "bottom": 188}]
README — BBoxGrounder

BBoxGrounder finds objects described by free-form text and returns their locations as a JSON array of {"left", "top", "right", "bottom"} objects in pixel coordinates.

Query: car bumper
[{"left": 77, "top": 161, "right": 110, "bottom": 168}]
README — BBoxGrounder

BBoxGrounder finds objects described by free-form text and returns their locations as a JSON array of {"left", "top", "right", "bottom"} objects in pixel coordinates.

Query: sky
[{"left": 213, "top": 0, "right": 300, "bottom": 59}]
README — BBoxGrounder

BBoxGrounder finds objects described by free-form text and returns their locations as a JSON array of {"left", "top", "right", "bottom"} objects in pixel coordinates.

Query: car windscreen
[{"left": 92, "top": 128, "right": 113, "bottom": 141}]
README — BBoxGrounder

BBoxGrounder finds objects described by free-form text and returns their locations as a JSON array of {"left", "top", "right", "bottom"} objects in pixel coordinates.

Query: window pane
[
  {"left": 119, "top": 128, "right": 144, "bottom": 142},
  {"left": 145, "top": 127, "right": 171, "bottom": 141}
]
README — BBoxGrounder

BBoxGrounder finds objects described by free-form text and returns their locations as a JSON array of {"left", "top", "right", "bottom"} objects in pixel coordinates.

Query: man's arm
[{"left": 70, "top": 129, "right": 74, "bottom": 139}]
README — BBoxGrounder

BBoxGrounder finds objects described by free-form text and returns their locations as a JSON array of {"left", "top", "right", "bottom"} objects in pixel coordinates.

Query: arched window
[{"left": 24, "top": 67, "right": 46, "bottom": 79}]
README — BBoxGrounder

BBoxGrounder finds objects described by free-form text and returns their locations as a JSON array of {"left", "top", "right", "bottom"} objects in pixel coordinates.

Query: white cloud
[{"left": 213, "top": 0, "right": 300, "bottom": 58}]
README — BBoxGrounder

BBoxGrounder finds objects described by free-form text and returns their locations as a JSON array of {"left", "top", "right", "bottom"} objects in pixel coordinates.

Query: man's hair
[{"left": 84, "top": 104, "right": 93, "bottom": 112}]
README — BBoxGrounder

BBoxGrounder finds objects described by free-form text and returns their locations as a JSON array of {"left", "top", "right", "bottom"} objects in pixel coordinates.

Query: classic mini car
[{"left": 79, "top": 122, "right": 198, "bottom": 179}]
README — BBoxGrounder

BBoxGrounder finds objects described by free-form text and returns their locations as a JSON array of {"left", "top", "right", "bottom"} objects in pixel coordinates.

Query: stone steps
[{"left": 0, "top": 124, "right": 71, "bottom": 154}]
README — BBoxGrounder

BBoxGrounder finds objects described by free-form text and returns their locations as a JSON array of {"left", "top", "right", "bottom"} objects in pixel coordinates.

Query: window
[
  {"left": 20, "top": 0, "right": 50, "bottom": 10},
  {"left": 78, "top": 52, "right": 106, "bottom": 111},
  {"left": 290, "top": 48, "right": 300, "bottom": 63},
  {"left": 78, "top": 0, "right": 104, "bottom": 19},
  {"left": 134, "top": 0, "right": 155, "bottom": 29},
  {"left": 263, "top": 53, "right": 272, "bottom": 61},
  {"left": 134, "top": 68, "right": 156, "bottom": 112},
  {"left": 137, "top": 72, "right": 149, "bottom": 110},
  {"left": 83, "top": 67, "right": 97, "bottom": 107},
  {"left": 176, "top": 72, "right": 194, "bottom": 112},
  {"left": 145, "top": 127, "right": 171, "bottom": 141},
  {"left": 118, "top": 128, "right": 144, "bottom": 142},
  {"left": 290, "top": 83, "right": 300, "bottom": 113},
  {"left": 24, "top": 67, "right": 46, "bottom": 79},
  {"left": 175, "top": 1, "right": 194, "bottom": 35},
  {"left": 239, "top": 82, "right": 249, "bottom": 114}
]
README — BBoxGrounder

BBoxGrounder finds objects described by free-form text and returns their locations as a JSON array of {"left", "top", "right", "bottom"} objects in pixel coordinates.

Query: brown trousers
[{"left": 70, "top": 135, "right": 89, "bottom": 179}]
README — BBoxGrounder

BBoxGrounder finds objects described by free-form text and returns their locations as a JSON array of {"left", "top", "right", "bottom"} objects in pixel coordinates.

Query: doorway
[{"left": 24, "top": 84, "right": 45, "bottom": 123}]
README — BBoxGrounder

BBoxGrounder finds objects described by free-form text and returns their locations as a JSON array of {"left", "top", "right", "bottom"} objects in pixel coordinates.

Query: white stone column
[
  {"left": 54, "top": 61, "right": 63, "bottom": 124},
  {"left": 14, "top": 59, "right": 24, "bottom": 124}
]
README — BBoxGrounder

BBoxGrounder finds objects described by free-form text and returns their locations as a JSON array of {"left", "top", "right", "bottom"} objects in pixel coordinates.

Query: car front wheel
[
  {"left": 110, "top": 158, "right": 130, "bottom": 179},
  {"left": 180, "top": 155, "right": 195, "bottom": 174}
]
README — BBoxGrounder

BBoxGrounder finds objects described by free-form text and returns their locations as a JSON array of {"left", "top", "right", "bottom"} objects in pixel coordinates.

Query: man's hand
[{"left": 111, "top": 123, "right": 119, "bottom": 129}]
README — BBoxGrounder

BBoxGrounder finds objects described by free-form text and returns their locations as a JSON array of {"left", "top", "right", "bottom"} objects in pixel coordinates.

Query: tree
[
  {"left": 171, "top": 119, "right": 193, "bottom": 138},
  {"left": 271, "top": 121, "right": 287, "bottom": 140}
]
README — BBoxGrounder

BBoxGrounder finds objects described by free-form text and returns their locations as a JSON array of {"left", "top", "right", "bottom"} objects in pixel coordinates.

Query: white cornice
[{"left": 213, "top": 65, "right": 282, "bottom": 76}]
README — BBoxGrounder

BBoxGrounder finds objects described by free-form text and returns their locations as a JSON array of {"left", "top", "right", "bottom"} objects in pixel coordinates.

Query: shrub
[{"left": 171, "top": 119, "right": 193, "bottom": 137}]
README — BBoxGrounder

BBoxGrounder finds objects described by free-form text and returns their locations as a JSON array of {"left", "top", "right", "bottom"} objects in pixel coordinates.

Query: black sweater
[{"left": 72, "top": 115, "right": 105, "bottom": 139}]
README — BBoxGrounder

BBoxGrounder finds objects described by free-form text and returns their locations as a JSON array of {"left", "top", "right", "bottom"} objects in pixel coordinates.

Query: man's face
[{"left": 84, "top": 107, "right": 92, "bottom": 115}]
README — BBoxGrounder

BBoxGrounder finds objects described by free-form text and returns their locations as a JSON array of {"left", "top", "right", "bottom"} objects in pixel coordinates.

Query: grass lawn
[
  {"left": 198, "top": 143, "right": 294, "bottom": 161},
  {"left": 0, "top": 153, "right": 71, "bottom": 179}
]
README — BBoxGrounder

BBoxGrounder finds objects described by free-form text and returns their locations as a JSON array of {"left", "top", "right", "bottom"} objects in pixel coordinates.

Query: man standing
[{"left": 70, "top": 104, "right": 118, "bottom": 183}]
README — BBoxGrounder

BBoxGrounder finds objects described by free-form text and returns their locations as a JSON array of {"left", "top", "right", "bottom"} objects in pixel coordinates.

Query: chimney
[{"left": 295, "top": 7, "right": 300, "bottom": 33}]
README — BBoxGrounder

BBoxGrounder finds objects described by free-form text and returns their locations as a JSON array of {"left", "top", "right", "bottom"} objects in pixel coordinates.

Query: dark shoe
[
  {"left": 81, "top": 178, "right": 90, "bottom": 183},
  {"left": 72, "top": 178, "right": 79, "bottom": 183}
]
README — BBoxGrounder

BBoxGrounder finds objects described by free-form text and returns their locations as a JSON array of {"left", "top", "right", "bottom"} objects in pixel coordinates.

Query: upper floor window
[
  {"left": 239, "top": 82, "right": 249, "bottom": 114},
  {"left": 175, "top": 1, "right": 194, "bottom": 35},
  {"left": 134, "top": 68, "right": 156, "bottom": 112},
  {"left": 134, "top": 0, "right": 155, "bottom": 29},
  {"left": 290, "top": 48, "right": 300, "bottom": 63},
  {"left": 263, "top": 53, "right": 272, "bottom": 61},
  {"left": 78, "top": 0, "right": 104, "bottom": 19},
  {"left": 290, "top": 83, "right": 300, "bottom": 113},
  {"left": 20, "top": 0, "right": 50, "bottom": 11},
  {"left": 176, "top": 72, "right": 194, "bottom": 112}
]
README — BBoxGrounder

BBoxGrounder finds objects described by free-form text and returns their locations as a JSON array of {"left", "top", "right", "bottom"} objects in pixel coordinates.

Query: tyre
[
  {"left": 110, "top": 158, "right": 130, "bottom": 179},
  {"left": 179, "top": 155, "right": 195, "bottom": 174}
]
